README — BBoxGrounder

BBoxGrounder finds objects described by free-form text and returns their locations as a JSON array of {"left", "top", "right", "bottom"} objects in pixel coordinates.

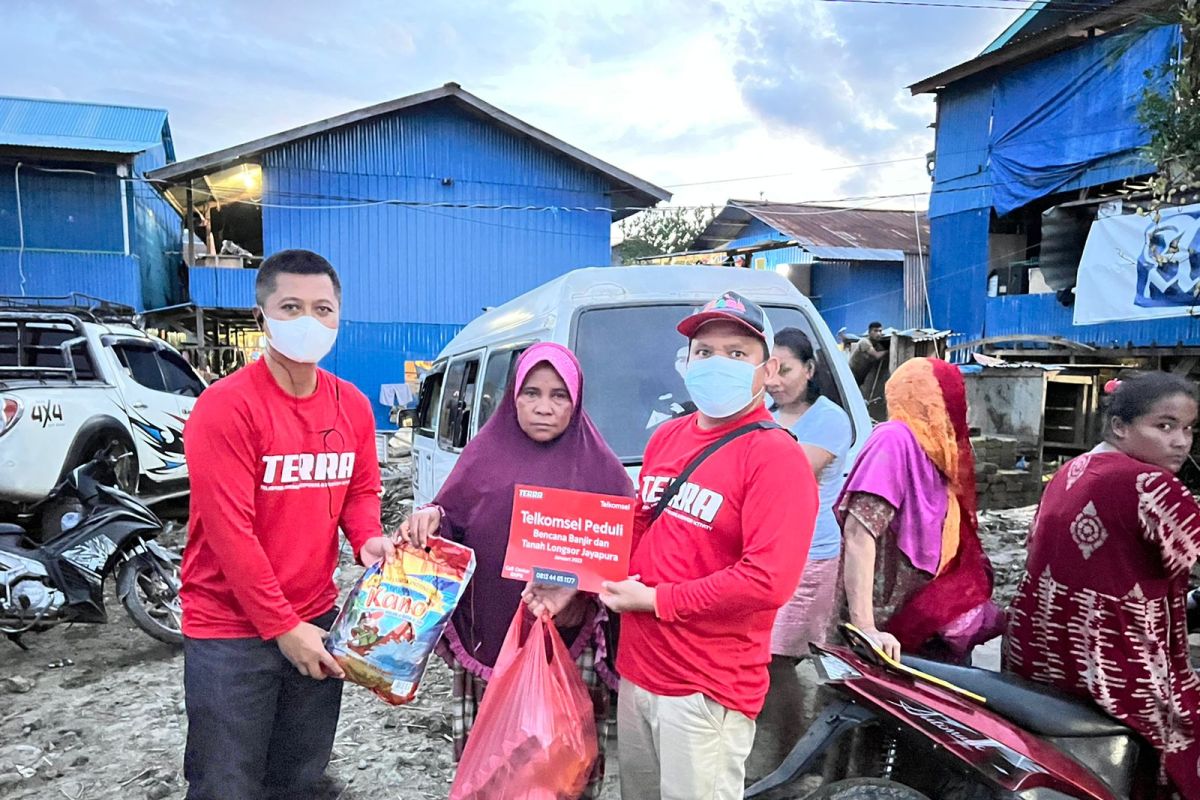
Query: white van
[{"left": 411, "top": 266, "right": 871, "bottom": 506}]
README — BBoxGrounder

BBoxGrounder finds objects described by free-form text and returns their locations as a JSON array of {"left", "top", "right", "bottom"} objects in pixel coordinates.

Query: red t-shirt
[
  {"left": 617, "top": 405, "right": 818, "bottom": 718},
  {"left": 181, "top": 358, "right": 382, "bottom": 640}
]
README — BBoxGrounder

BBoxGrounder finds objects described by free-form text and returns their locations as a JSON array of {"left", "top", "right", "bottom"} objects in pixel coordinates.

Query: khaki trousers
[{"left": 617, "top": 678, "right": 756, "bottom": 800}]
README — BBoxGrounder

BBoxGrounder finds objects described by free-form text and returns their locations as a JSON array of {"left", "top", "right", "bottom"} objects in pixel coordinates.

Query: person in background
[
  {"left": 847, "top": 322, "right": 886, "bottom": 383},
  {"left": 181, "top": 250, "right": 395, "bottom": 800},
  {"left": 836, "top": 357, "right": 1003, "bottom": 663},
  {"left": 848, "top": 321, "right": 889, "bottom": 421},
  {"left": 746, "top": 327, "right": 853, "bottom": 781},
  {"left": 1005, "top": 372, "right": 1200, "bottom": 798},
  {"left": 399, "top": 343, "right": 631, "bottom": 800},
  {"left": 599, "top": 291, "right": 818, "bottom": 800}
]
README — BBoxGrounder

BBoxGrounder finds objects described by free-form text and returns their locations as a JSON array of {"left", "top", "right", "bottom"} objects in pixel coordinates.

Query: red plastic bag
[{"left": 449, "top": 610, "right": 599, "bottom": 800}]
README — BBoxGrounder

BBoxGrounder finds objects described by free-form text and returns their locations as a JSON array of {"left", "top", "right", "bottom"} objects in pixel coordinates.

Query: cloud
[
  {"left": 0, "top": 0, "right": 1020, "bottom": 209},
  {"left": 728, "top": 0, "right": 1019, "bottom": 160}
]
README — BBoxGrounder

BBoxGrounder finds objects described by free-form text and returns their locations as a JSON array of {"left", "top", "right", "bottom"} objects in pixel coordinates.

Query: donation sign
[{"left": 502, "top": 485, "right": 635, "bottom": 593}]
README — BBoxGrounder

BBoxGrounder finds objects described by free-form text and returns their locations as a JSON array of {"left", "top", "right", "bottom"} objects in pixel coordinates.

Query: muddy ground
[{"left": 0, "top": 508, "right": 1034, "bottom": 800}]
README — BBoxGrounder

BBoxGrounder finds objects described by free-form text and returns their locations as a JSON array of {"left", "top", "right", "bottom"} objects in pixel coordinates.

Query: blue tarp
[
  {"left": 929, "top": 24, "right": 1178, "bottom": 219},
  {"left": 988, "top": 24, "right": 1178, "bottom": 215}
]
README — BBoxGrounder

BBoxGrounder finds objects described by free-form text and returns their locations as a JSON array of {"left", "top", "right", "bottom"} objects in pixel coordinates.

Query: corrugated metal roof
[
  {"left": 146, "top": 83, "right": 669, "bottom": 216},
  {"left": 806, "top": 246, "right": 905, "bottom": 262},
  {"left": 0, "top": 96, "right": 170, "bottom": 155},
  {"left": 910, "top": 0, "right": 1163, "bottom": 94},
  {"left": 691, "top": 201, "right": 929, "bottom": 255}
]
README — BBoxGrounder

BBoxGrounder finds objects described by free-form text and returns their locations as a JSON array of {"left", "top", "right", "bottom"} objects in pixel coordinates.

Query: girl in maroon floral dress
[{"left": 1005, "top": 372, "right": 1200, "bottom": 798}]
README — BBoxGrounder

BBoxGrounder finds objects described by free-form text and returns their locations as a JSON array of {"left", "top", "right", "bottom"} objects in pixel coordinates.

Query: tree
[
  {"left": 614, "top": 206, "right": 716, "bottom": 264},
  {"left": 1135, "top": 2, "right": 1200, "bottom": 210}
]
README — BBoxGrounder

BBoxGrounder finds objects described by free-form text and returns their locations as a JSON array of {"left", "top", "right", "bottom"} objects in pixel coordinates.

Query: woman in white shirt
[{"left": 747, "top": 326, "right": 853, "bottom": 781}]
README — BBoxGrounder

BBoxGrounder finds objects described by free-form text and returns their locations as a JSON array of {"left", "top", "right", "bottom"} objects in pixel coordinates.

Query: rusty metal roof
[{"left": 691, "top": 200, "right": 930, "bottom": 255}]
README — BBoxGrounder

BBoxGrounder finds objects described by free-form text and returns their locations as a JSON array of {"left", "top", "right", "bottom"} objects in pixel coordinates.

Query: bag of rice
[{"left": 327, "top": 538, "right": 476, "bottom": 705}]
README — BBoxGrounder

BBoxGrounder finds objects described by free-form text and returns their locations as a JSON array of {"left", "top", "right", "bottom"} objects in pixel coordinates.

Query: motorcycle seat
[
  {"left": 0, "top": 532, "right": 35, "bottom": 553},
  {"left": 903, "top": 656, "right": 1133, "bottom": 738}
]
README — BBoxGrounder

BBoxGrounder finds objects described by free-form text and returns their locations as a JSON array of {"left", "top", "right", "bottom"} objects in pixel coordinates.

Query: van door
[
  {"left": 476, "top": 343, "right": 531, "bottom": 431},
  {"left": 431, "top": 351, "right": 483, "bottom": 501},
  {"left": 411, "top": 362, "right": 445, "bottom": 506}
]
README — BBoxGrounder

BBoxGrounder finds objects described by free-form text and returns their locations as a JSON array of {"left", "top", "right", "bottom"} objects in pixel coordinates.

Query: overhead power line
[{"left": 822, "top": 0, "right": 1120, "bottom": 12}]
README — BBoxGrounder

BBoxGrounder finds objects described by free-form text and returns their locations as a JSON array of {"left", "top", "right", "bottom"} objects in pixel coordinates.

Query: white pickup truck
[{"left": 0, "top": 309, "right": 206, "bottom": 532}]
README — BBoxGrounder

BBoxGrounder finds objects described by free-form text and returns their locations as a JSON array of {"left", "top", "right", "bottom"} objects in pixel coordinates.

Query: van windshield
[{"left": 573, "top": 304, "right": 849, "bottom": 463}]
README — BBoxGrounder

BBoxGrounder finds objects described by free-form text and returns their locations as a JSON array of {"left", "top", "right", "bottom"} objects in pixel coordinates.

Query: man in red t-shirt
[
  {"left": 181, "top": 250, "right": 395, "bottom": 800},
  {"left": 601, "top": 292, "right": 818, "bottom": 800}
]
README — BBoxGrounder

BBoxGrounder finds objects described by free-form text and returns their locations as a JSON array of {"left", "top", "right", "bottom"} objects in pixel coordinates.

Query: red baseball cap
[{"left": 677, "top": 291, "right": 773, "bottom": 345}]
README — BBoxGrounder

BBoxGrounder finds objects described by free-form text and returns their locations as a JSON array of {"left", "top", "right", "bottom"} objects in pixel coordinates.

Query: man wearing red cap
[{"left": 600, "top": 292, "right": 819, "bottom": 800}]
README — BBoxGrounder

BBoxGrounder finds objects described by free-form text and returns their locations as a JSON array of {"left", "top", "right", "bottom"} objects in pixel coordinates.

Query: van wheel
[{"left": 802, "top": 779, "right": 932, "bottom": 800}]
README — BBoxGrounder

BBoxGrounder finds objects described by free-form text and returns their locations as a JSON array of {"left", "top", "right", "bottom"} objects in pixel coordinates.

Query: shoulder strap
[{"left": 649, "top": 420, "right": 790, "bottom": 524}]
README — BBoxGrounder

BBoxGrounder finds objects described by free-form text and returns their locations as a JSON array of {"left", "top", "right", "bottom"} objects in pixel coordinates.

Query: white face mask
[
  {"left": 684, "top": 355, "right": 766, "bottom": 419},
  {"left": 260, "top": 309, "right": 338, "bottom": 364}
]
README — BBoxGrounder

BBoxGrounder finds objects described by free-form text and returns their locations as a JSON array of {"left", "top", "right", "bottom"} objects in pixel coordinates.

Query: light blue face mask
[{"left": 684, "top": 356, "right": 766, "bottom": 419}]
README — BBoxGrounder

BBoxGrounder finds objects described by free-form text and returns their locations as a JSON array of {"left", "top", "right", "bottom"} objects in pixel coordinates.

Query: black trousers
[{"left": 183, "top": 610, "right": 342, "bottom": 800}]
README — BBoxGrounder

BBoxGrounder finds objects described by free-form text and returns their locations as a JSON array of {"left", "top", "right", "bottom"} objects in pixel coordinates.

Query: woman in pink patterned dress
[{"left": 1005, "top": 372, "right": 1200, "bottom": 798}]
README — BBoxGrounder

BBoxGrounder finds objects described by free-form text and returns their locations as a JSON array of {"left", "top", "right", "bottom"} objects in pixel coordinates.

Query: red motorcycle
[{"left": 745, "top": 625, "right": 1156, "bottom": 800}]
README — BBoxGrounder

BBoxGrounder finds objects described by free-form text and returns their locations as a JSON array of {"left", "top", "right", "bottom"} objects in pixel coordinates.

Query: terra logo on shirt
[
  {"left": 261, "top": 452, "right": 355, "bottom": 490},
  {"left": 640, "top": 475, "right": 725, "bottom": 524}
]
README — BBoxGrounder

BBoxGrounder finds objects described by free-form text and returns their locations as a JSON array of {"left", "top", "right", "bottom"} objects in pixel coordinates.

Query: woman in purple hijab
[{"left": 399, "top": 342, "right": 632, "bottom": 798}]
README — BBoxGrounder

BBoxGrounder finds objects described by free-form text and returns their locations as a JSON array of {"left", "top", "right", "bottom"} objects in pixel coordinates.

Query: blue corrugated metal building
[
  {"left": 665, "top": 201, "right": 929, "bottom": 335},
  {"left": 147, "top": 83, "right": 669, "bottom": 423},
  {"left": 0, "top": 97, "right": 181, "bottom": 310},
  {"left": 913, "top": 1, "right": 1200, "bottom": 353}
]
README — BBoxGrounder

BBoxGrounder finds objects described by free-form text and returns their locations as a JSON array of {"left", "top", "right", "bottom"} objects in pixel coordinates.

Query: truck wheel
[
  {"left": 803, "top": 779, "right": 932, "bottom": 800},
  {"left": 97, "top": 435, "right": 138, "bottom": 494}
]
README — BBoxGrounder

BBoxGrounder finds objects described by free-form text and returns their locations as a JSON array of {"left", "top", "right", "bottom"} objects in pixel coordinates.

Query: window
[
  {"left": 437, "top": 355, "right": 481, "bottom": 451},
  {"left": 113, "top": 343, "right": 166, "bottom": 392},
  {"left": 157, "top": 350, "right": 206, "bottom": 397},
  {"left": 573, "top": 304, "right": 849, "bottom": 463},
  {"left": 414, "top": 363, "right": 445, "bottom": 437},
  {"left": 0, "top": 324, "right": 97, "bottom": 379},
  {"left": 477, "top": 345, "right": 529, "bottom": 428}
]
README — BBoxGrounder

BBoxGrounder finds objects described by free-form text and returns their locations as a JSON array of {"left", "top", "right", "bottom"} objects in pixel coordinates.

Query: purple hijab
[
  {"left": 433, "top": 343, "right": 633, "bottom": 678},
  {"left": 836, "top": 421, "right": 949, "bottom": 575}
]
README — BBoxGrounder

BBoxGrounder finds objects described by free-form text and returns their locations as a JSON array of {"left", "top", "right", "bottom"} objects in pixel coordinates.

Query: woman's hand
[
  {"left": 398, "top": 506, "right": 442, "bottom": 549},
  {"left": 521, "top": 583, "right": 578, "bottom": 620},
  {"left": 860, "top": 627, "right": 902, "bottom": 662}
]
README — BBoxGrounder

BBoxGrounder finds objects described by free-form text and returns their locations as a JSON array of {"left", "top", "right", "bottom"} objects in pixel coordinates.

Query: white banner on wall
[{"left": 1073, "top": 202, "right": 1200, "bottom": 325}]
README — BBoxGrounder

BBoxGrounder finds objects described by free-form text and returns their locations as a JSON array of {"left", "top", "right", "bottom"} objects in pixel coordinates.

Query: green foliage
[
  {"left": 1137, "top": 3, "right": 1200, "bottom": 208},
  {"left": 614, "top": 206, "right": 716, "bottom": 264}
]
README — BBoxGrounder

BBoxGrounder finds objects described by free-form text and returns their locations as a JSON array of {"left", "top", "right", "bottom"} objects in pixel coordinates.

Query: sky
[{"left": 2, "top": 0, "right": 1022, "bottom": 212}]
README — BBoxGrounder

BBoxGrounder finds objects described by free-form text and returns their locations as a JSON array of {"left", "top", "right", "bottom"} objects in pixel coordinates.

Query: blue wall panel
[
  {"left": 724, "top": 219, "right": 789, "bottom": 250},
  {"left": 0, "top": 159, "right": 124, "bottom": 252},
  {"left": 0, "top": 250, "right": 142, "bottom": 308},
  {"left": 260, "top": 100, "right": 612, "bottom": 327},
  {"left": 188, "top": 266, "right": 257, "bottom": 309},
  {"left": 810, "top": 261, "right": 905, "bottom": 336},
  {"left": 132, "top": 146, "right": 182, "bottom": 309},
  {"left": 324, "top": 320, "right": 462, "bottom": 426},
  {"left": 927, "top": 209, "right": 990, "bottom": 344},
  {"left": 933, "top": 76, "right": 993, "bottom": 185},
  {"left": 242, "top": 98, "right": 619, "bottom": 418},
  {"left": 985, "top": 294, "right": 1200, "bottom": 349}
]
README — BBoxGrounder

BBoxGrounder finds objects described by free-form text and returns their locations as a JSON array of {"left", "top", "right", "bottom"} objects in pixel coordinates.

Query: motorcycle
[
  {"left": 0, "top": 446, "right": 183, "bottom": 648},
  {"left": 746, "top": 624, "right": 1156, "bottom": 800}
]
